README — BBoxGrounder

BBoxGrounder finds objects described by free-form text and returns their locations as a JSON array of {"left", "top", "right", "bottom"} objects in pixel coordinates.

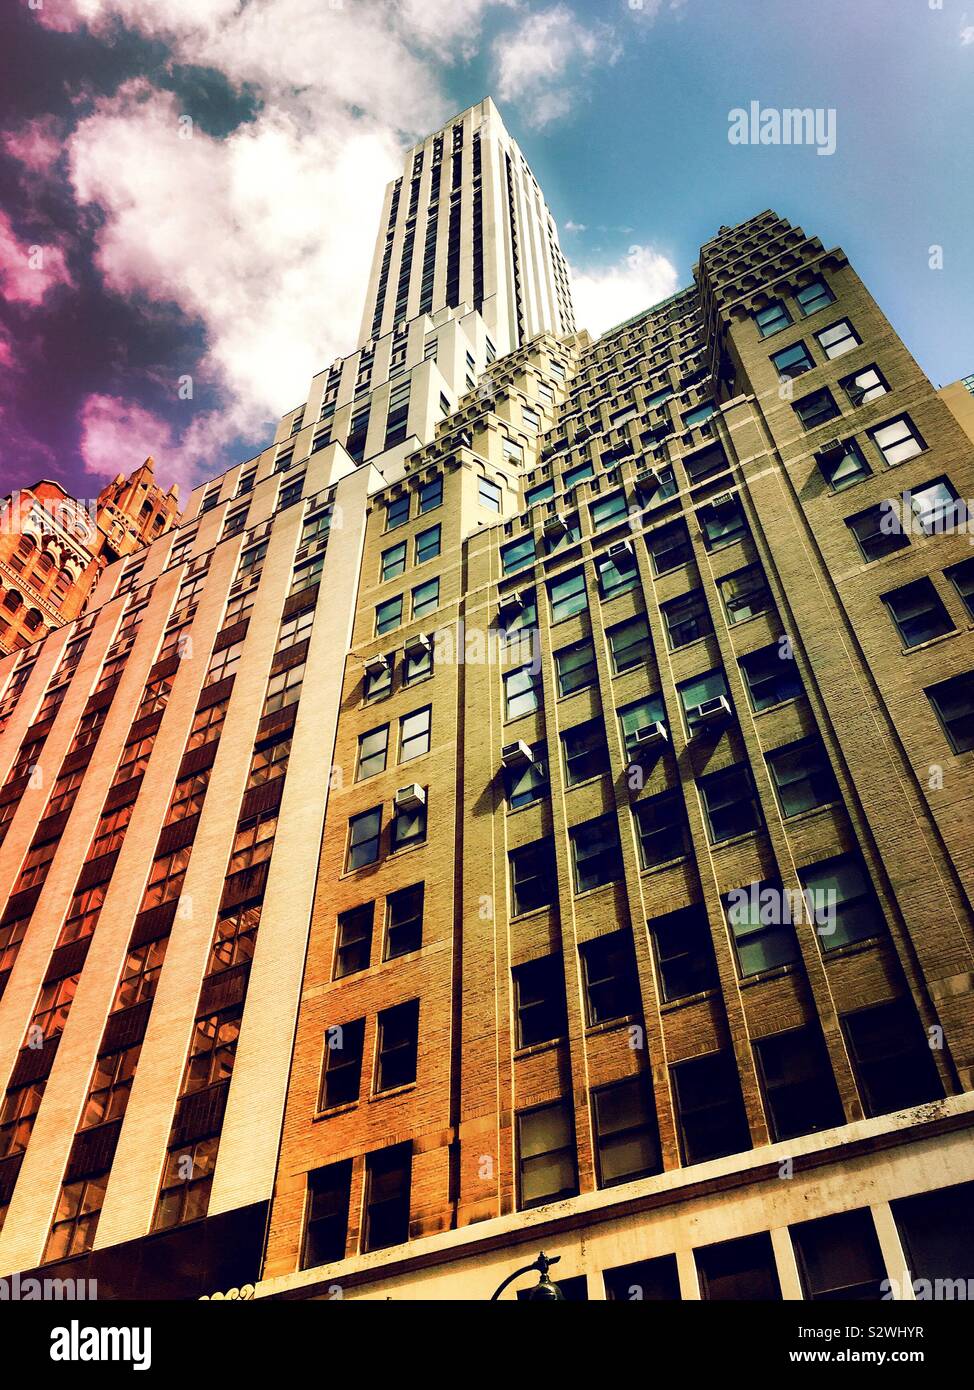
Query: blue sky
[{"left": 0, "top": 0, "right": 970, "bottom": 503}]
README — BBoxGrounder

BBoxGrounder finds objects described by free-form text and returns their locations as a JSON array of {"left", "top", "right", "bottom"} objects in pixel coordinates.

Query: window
[
  {"left": 113, "top": 938, "right": 168, "bottom": 1011},
  {"left": 501, "top": 439, "right": 523, "bottom": 467},
  {"left": 570, "top": 815, "right": 623, "bottom": 892},
  {"left": 563, "top": 460, "right": 594, "bottom": 490},
  {"left": 141, "top": 847, "right": 192, "bottom": 909},
  {"left": 547, "top": 569, "right": 587, "bottom": 623},
  {"left": 58, "top": 886, "right": 106, "bottom": 947},
  {"left": 182, "top": 1008, "right": 241, "bottom": 1092},
  {"left": 237, "top": 541, "right": 267, "bottom": 579},
  {"left": 44, "top": 1174, "right": 109, "bottom": 1262},
  {"left": 868, "top": 415, "right": 924, "bottom": 467},
  {"left": 365, "top": 656, "right": 392, "bottom": 701},
  {"left": 699, "top": 497, "right": 748, "bottom": 551},
  {"left": 661, "top": 589, "right": 713, "bottom": 648},
  {"left": 592, "top": 1078, "right": 661, "bottom": 1188},
  {"left": 357, "top": 725, "right": 388, "bottom": 781},
  {"left": 334, "top": 904, "right": 373, "bottom": 979},
  {"left": 517, "top": 1102, "right": 578, "bottom": 1209},
  {"left": 204, "top": 641, "right": 243, "bottom": 687},
  {"left": 799, "top": 853, "right": 885, "bottom": 950},
  {"left": 555, "top": 639, "right": 596, "bottom": 696},
  {"left": 411, "top": 578, "right": 439, "bottom": 618},
  {"left": 791, "top": 1210, "right": 886, "bottom": 1301},
  {"left": 419, "top": 476, "right": 442, "bottom": 513},
  {"left": 619, "top": 693, "right": 667, "bottom": 761},
  {"left": 16, "top": 839, "right": 57, "bottom": 891},
  {"left": 289, "top": 555, "right": 324, "bottom": 596},
  {"left": 646, "top": 519, "right": 692, "bottom": 574},
  {"left": 415, "top": 525, "right": 441, "bottom": 565},
  {"left": 879, "top": 578, "right": 954, "bottom": 649},
  {"left": 754, "top": 1026, "right": 844, "bottom": 1141},
  {"left": 945, "top": 557, "right": 974, "bottom": 618},
  {"left": 302, "top": 1161, "right": 352, "bottom": 1269},
  {"left": 595, "top": 547, "right": 638, "bottom": 600},
  {"left": 504, "top": 664, "right": 541, "bottom": 720},
  {"left": 347, "top": 807, "right": 382, "bottom": 870},
  {"left": 698, "top": 763, "right": 763, "bottom": 844},
  {"left": 363, "top": 1143, "right": 411, "bottom": 1251},
  {"left": 718, "top": 565, "right": 772, "bottom": 624},
  {"left": 590, "top": 491, "right": 628, "bottom": 532},
  {"left": 841, "top": 999, "right": 944, "bottom": 1117},
  {"left": 794, "top": 387, "right": 840, "bottom": 430},
  {"left": 0, "top": 1081, "right": 44, "bottom": 1158},
  {"left": 509, "top": 838, "right": 556, "bottom": 916},
  {"left": 89, "top": 802, "right": 134, "bottom": 858},
  {"left": 301, "top": 508, "right": 331, "bottom": 545},
  {"left": 375, "top": 999, "right": 419, "bottom": 1091},
  {"left": 391, "top": 791, "right": 426, "bottom": 850},
  {"left": 381, "top": 542, "right": 407, "bottom": 581},
  {"left": 276, "top": 608, "right": 314, "bottom": 654},
  {"left": 910, "top": 476, "right": 962, "bottom": 533},
  {"left": 817, "top": 437, "right": 871, "bottom": 491},
  {"left": 208, "top": 905, "right": 260, "bottom": 974},
  {"left": 375, "top": 596, "right": 403, "bottom": 635},
  {"left": 840, "top": 364, "right": 889, "bottom": 407},
  {"left": 404, "top": 641, "right": 433, "bottom": 684},
  {"left": 399, "top": 706, "right": 431, "bottom": 761},
  {"left": 671, "top": 1051, "right": 751, "bottom": 1166},
  {"left": 478, "top": 478, "right": 502, "bottom": 512},
  {"left": 891, "top": 1183, "right": 974, "bottom": 1288},
  {"left": 263, "top": 662, "right": 304, "bottom": 715},
  {"left": 278, "top": 474, "right": 304, "bottom": 510},
  {"left": 739, "top": 643, "right": 804, "bottom": 711},
  {"left": 580, "top": 930, "right": 639, "bottom": 1024},
  {"left": 795, "top": 277, "right": 834, "bottom": 317},
  {"left": 386, "top": 495, "right": 410, "bottom": 531},
  {"left": 513, "top": 956, "right": 567, "bottom": 1048},
  {"left": 817, "top": 319, "right": 860, "bottom": 359},
  {"left": 633, "top": 791, "right": 689, "bottom": 868},
  {"left": 766, "top": 736, "right": 839, "bottom": 816},
  {"left": 544, "top": 511, "right": 581, "bottom": 555},
  {"left": 385, "top": 883, "right": 423, "bottom": 959},
  {"left": 562, "top": 720, "right": 610, "bottom": 786},
  {"left": 696, "top": 1233, "right": 781, "bottom": 1301},
  {"left": 608, "top": 615, "right": 650, "bottom": 673},
  {"left": 525, "top": 481, "right": 554, "bottom": 507},
  {"left": 604, "top": 1254, "right": 681, "bottom": 1302},
  {"left": 505, "top": 742, "right": 548, "bottom": 810},
  {"left": 650, "top": 902, "right": 718, "bottom": 999},
  {"left": 684, "top": 401, "right": 716, "bottom": 429},
  {"left": 501, "top": 535, "right": 536, "bottom": 575},
  {"left": 754, "top": 300, "right": 791, "bottom": 337},
  {"left": 320, "top": 1018, "right": 365, "bottom": 1108}
]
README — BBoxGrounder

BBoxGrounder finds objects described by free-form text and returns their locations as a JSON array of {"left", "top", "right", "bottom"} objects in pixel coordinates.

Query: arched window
[
  {"left": 4, "top": 589, "right": 22, "bottom": 613},
  {"left": 24, "top": 608, "right": 43, "bottom": 631},
  {"left": 11, "top": 536, "right": 35, "bottom": 572},
  {"left": 55, "top": 568, "right": 73, "bottom": 594}
]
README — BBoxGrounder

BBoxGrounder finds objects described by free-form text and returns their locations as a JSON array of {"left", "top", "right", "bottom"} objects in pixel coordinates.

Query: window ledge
[
  {"left": 660, "top": 987, "right": 719, "bottom": 1014},
  {"left": 513, "top": 1037, "right": 564, "bottom": 1060},
  {"left": 313, "top": 1100, "right": 359, "bottom": 1123},
  {"left": 739, "top": 961, "right": 801, "bottom": 988},
  {"left": 900, "top": 629, "right": 959, "bottom": 657},
  {"left": 709, "top": 828, "right": 763, "bottom": 852},
  {"left": 820, "top": 932, "right": 886, "bottom": 963},
  {"left": 584, "top": 1013, "right": 638, "bottom": 1039},
  {"left": 638, "top": 853, "right": 691, "bottom": 876},
  {"left": 780, "top": 799, "right": 842, "bottom": 827},
  {"left": 369, "top": 1082, "right": 417, "bottom": 1104}
]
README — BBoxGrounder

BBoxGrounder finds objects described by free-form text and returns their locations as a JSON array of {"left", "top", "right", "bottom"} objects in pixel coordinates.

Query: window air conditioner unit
[
  {"left": 497, "top": 590, "right": 525, "bottom": 621},
  {"left": 394, "top": 783, "right": 426, "bottom": 813},
  {"left": 687, "top": 695, "right": 732, "bottom": 731},
  {"left": 364, "top": 652, "right": 390, "bottom": 677},
  {"left": 543, "top": 511, "right": 569, "bottom": 538},
  {"left": 631, "top": 722, "right": 668, "bottom": 752},
  {"left": 707, "top": 492, "right": 736, "bottom": 511},
  {"left": 404, "top": 632, "right": 431, "bottom": 658},
  {"left": 607, "top": 540, "right": 634, "bottom": 561},
  {"left": 818, "top": 438, "right": 844, "bottom": 460},
  {"left": 501, "top": 740, "right": 533, "bottom": 768},
  {"left": 635, "top": 468, "right": 661, "bottom": 500}
]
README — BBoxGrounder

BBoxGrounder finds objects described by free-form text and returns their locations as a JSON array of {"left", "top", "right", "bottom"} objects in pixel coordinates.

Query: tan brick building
[{"left": 0, "top": 104, "right": 971, "bottom": 1302}]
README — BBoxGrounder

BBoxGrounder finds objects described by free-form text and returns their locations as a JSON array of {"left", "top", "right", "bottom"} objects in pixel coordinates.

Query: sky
[{"left": 0, "top": 0, "right": 971, "bottom": 506}]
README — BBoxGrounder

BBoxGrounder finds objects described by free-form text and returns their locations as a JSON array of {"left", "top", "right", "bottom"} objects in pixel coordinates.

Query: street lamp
[{"left": 490, "top": 1251, "right": 564, "bottom": 1301}]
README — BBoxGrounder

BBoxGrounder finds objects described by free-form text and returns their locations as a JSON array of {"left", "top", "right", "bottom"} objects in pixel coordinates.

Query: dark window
[
  {"left": 739, "top": 644, "right": 804, "bottom": 711},
  {"left": 945, "top": 557, "right": 974, "bottom": 619},
  {"left": 376, "top": 999, "right": 419, "bottom": 1091},
  {"left": 555, "top": 639, "right": 596, "bottom": 696},
  {"left": 846, "top": 502, "right": 909, "bottom": 563},
  {"left": 649, "top": 904, "right": 719, "bottom": 1002},
  {"left": 604, "top": 1254, "right": 681, "bottom": 1301},
  {"left": 671, "top": 1051, "right": 751, "bottom": 1165},
  {"left": 548, "top": 569, "right": 588, "bottom": 623},
  {"left": 842, "top": 999, "right": 944, "bottom": 1117},
  {"left": 795, "top": 278, "right": 835, "bottom": 316},
  {"left": 799, "top": 853, "right": 885, "bottom": 951},
  {"left": 509, "top": 838, "right": 556, "bottom": 916},
  {"left": 561, "top": 720, "right": 610, "bottom": 786},
  {"left": 662, "top": 589, "right": 713, "bottom": 649},
  {"left": 334, "top": 904, "right": 373, "bottom": 978},
  {"left": 381, "top": 542, "right": 407, "bottom": 581},
  {"left": 696, "top": 1233, "right": 782, "bottom": 1300},
  {"left": 698, "top": 763, "right": 763, "bottom": 844},
  {"left": 794, "top": 387, "right": 840, "bottom": 431},
  {"left": 363, "top": 1143, "right": 411, "bottom": 1251},
  {"left": 723, "top": 879, "right": 801, "bottom": 977},
  {"left": 302, "top": 1161, "right": 352, "bottom": 1269},
  {"left": 517, "top": 1102, "right": 578, "bottom": 1209},
  {"left": 608, "top": 615, "right": 651, "bottom": 672},
  {"left": 754, "top": 301, "right": 791, "bottom": 338},
  {"left": 347, "top": 807, "right": 382, "bottom": 869},
  {"left": 817, "top": 438, "right": 871, "bottom": 491},
  {"left": 595, "top": 548, "right": 639, "bottom": 600},
  {"left": 570, "top": 814, "right": 623, "bottom": 892},
  {"left": 320, "top": 1018, "right": 365, "bottom": 1109},
  {"left": 882, "top": 579, "right": 954, "bottom": 647},
  {"left": 891, "top": 1182, "right": 974, "bottom": 1288},
  {"left": 633, "top": 790, "right": 690, "bottom": 868},
  {"left": 766, "top": 736, "right": 840, "bottom": 817},
  {"left": 647, "top": 519, "right": 692, "bottom": 575},
  {"left": 375, "top": 595, "right": 403, "bottom": 635},
  {"left": 755, "top": 1026, "right": 844, "bottom": 1141},
  {"left": 771, "top": 341, "right": 814, "bottom": 379},
  {"left": 699, "top": 497, "right": 748, "bottom": 551},
  {"left": 513, "top": 956, "right": 567, "bottom": 1048},
  {"left": 926, "top": 672, "right": 974, "bottom": 753},
  {"left": 579, "top": 930, "right": 640, "bottom": 1024},
  {"left": 505, "top": 742, "right": 549, "bottom": 810},
  {"left": 386, "top": 495, "right": 410, "bottom": 531},
  {"left": 791, "top": 1210, "right": 886, "bottom": 1300},
  {"left": 386, "top": 883, "right": 423, "bottom": 959},
  {"left": 592, "top": 1077, "right": 662, "bottom": 1187},
  {"left": 719, "top": 565, "right": 773, "bottom": 624}
]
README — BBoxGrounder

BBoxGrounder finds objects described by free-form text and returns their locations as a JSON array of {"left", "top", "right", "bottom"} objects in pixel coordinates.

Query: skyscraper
[{"left": 0, "top": 105, "right": 971, "bottom": 1303}]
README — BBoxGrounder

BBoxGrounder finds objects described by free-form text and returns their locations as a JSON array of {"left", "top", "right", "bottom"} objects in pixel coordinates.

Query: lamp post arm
[{"left": 490, "top": 1263, "right": 545, "bottom": 1301}]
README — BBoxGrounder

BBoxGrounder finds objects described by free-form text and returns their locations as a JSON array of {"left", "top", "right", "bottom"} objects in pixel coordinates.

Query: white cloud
[
  {"left": 570, "top": 243, "right": 680, "bottom": 338},
  {"left": 493, "top": 4, "right": 621, "bottom": 128},
  {"left": 564, "top": 219, "right": 587, "bottom": 232}
]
